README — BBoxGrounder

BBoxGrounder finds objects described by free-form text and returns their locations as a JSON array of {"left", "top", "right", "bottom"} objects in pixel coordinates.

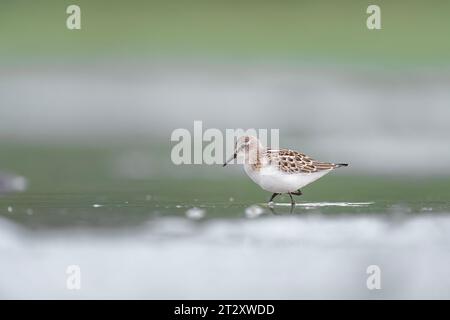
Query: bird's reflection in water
[{"left": 268, "top": 203, "right": 295, "bottom": 215}]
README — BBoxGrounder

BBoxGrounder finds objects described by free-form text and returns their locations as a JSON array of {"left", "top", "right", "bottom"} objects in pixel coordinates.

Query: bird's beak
[{"left": 223, "top": 153, "right": 237, "bottom": 167}]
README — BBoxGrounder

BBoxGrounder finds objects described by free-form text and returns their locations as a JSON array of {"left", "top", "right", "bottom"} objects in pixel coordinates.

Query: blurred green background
[{"left": 1, "top": 0, "right": 450, "bottom": 65}]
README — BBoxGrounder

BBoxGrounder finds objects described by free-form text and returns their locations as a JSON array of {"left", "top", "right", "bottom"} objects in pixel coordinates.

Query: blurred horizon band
[{"left": 0, "top": 0, "right": 449, "bottom": 67}]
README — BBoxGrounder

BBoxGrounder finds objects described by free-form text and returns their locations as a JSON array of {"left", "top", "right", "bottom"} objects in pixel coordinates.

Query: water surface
[{"left": 1, "top": 162, "right": 449, "bottom": 299}]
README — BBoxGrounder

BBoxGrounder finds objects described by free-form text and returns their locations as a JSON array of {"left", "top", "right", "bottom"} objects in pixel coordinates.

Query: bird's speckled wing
[{"left": 265, "top": 149, "right": 340, "bottom": 174}]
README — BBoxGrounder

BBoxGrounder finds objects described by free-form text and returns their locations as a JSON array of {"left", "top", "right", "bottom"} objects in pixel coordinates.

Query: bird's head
[{"left": 223, "top": 136, "right": 262, "bottom": 166}]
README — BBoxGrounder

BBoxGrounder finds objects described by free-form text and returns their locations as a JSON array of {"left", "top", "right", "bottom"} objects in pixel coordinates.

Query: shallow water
[
  {"left": 1, "top": 186, "right": 450, "bottom": 299},
  {"left": 1, "top": 143, "right": 450, "bottom": 298},
  {"left": 1, "top": 142, "right": 450, "bottom": 298}
]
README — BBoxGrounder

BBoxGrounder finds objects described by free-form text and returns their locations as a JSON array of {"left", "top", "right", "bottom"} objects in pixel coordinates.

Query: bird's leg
[
  {"left": 269, "top": 193, "right": 280, "bottom": 203},
  {"left": 288, "top": 193, "right": 295, "bottom": 206},
  {"left": 291, "top": 190, "right": 302, "bottom": 196}
]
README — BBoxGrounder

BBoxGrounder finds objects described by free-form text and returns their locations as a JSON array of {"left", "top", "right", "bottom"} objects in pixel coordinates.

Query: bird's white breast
[{"left": 244, "top": 163, "right": 331, "bottom": 193}]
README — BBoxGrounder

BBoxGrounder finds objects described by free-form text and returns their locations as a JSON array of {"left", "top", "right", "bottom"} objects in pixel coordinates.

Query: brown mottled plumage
[{"left": 252, "top": 149, "right": 342, "bottom": 174}]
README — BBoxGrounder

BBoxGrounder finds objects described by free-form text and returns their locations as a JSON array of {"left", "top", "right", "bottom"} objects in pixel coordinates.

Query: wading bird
[{"left": 223, "top": 136, "right": 348, "bottom": 206}]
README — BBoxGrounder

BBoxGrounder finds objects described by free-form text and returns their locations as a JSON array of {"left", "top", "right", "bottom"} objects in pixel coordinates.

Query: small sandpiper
[{"left": 223, "top": 136, "right": 348, "bottom": 205}]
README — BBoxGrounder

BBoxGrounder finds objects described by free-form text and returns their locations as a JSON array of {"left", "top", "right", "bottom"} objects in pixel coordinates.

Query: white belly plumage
[{"left": 244, "top": 164, "right": 331, "bottom": 193}]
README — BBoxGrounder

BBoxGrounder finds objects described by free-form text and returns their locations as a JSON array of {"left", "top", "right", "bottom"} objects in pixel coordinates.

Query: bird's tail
[{"left": 334, "top": 163, "right": 349, "bottom": 168}]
